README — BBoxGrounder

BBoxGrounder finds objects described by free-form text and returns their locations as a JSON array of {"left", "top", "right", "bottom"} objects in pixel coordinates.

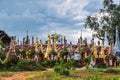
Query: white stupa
[
  {"left": 114, "top": 26, "right": 120, "bottom": 58},
  {"left": 104, "top": 31, "right": 109, "bottom": 47}
]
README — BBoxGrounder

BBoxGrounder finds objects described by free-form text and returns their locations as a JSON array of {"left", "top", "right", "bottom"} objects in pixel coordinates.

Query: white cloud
[{"left": 0, "top": 0, "right": 104, "bottom": 44}]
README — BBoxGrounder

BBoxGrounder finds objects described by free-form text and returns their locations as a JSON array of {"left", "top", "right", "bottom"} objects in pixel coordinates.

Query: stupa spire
[
  {"left": 80, "top": 29, "right": 82, "bottom": 44},
  {"left": 40, "top": 40, "right": 43, "bottom": 53},
  {"left": 93, "top": 43, "right": 98, "bottom": 58},
  {"left": 104, "top": 31, "right": 109, "bottom": 47},
  {"left": 114, "top": 26, "right": 120, "bottom": 58},
  {"left": 45, "top": 33, "right": 51, "bottom": 58},
  {"left": 100, "top": 43, "right": 105, "bottom": 59},
  {"left": 35, "top": 37, "right": 39, "bottom": 53},
  {"left": 54, "top": 34, "right": 57, "bottom": 52}
]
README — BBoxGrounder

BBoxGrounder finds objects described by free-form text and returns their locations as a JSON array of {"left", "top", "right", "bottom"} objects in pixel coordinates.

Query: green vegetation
[
  {"left": 85, "top": 0, "right": 120, "bottom": 41},
  {"left": 0, "top": 68, "right": 120, "bottom": 80},
  {"left": 41, "top": 60, "right": 56, "bottom": 68},
  {"left": 0, "top": 59, "right": 45, "bottom": 71},
  {"left": 54, "top": 59, "right": 77, "bottom": 76},
  {"left": 0, "top": 40, "right": 6, "bottom": 48},
  {"left": 49, "top": 50, "right": 57, "bottom": 55},
  {"left": 60, "top": 49, "right": 69, "bottom": 56}
]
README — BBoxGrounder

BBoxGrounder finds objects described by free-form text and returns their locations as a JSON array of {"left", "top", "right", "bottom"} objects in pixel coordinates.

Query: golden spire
[
  {"left": 35, "top": 37, "right": 39, "bottom": 53},
  {"left": 40, "top": 40, "right": 43, "bottom": 53},
  {"left": 54, "top": 34, "right": 57, "bottom": 52},
  {"left": 100, "top": 43, "right": 105, "bottom": 59},
  {"left": 45, "top": 34, "right": 51, "bottom": 58},
  {"left": 93, "top": 43, "right": 98, "bottom": 58}
]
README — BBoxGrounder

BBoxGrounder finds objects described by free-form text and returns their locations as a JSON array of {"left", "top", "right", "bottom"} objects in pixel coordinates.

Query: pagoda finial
[
  {"left": 40, "top": 40, "right": 43, "bottom": 53},
  {"left": 100, "top": 43, "right": 105, "bottom": 59},
  {"left": 114, "top": 26, "right": 120, "bottom": 58},
  {"left": 45, "top": 34, "right": 51, "bottom": 58},
  {"left": 93, "top": 43, "right": 98, "bottom": 58},
  {"left": 80, "top": 29, "right": 82, "bottom": 44},
  {"left": 104, "top": 31, "right": 109, "bottom": 47},
  {"left": 81, "top": 29, "right": 82, "bottom": 38},
  {"left": 35, "top": 37, "right": 39, "bottom": 53},
  {"left": 54, "top": 34, "right": 57, "bottom": 52}
]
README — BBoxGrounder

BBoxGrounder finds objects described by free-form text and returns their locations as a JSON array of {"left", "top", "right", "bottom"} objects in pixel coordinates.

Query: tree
[
  {"left": 85, "top": 0, "right": 120, "bottom": 42},
  {"left": 0, "top": 40, "right": 6, "bottom": 48}
]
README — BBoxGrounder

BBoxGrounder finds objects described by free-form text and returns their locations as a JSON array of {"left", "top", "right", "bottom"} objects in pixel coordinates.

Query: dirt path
[
  {"left": 0, "top": 68, "right": 53, "bottom": 80},
  {"left": 0, "top": 72, "right": 27, "bottom": 80}
]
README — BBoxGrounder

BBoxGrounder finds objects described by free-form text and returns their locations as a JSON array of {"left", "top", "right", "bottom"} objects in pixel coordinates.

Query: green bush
[
  {"left": 54, "top": 65, "right": 69, "bottom": 76},
  {"left": 41, "top": 60, "right": 56, "bottom": 68},
  {"left": 0, "top": 40, "right": 6, "bottom": 48},
  {"left": 15, "top": 59, "right": 44, "bottom": 71},
  {"left": 54, "top": 59, "right": 70, "bottom": 76},
  {"left": 97, "top": 63, "right": 106, "bottom": 68},
  {"left": 104, "top": 68, "right": 120, "bottom": 74},
  {"left": 66, "top": 59, "right": 77, "bottom": 70},
  {"left": 49, "top": 50, "right": 57, "bottom": 55}
]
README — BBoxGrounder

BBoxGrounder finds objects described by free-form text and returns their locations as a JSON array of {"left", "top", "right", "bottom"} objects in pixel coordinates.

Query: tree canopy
[{"left": 85, "top": 0, "right": 120, "bottom": 42}]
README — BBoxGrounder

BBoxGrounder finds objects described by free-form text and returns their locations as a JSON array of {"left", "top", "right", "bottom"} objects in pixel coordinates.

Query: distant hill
[{"left": 0, "top": 30, "right": 10, "bottom": 45}]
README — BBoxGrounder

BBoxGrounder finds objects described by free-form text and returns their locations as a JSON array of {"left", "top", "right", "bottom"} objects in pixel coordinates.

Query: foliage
[
  {"left": 104, "top": 68, "right": 120, "bottom": 74},
  {"left": 51, "top": 33, "right": 62, "bottom": 43},
  {"left": 2, "top": 55, "right": 18, "bottom": 66},
  {"left": 54, "top": 60, "right": 70, "bottom": 76},
  {"left": 54, "top": 59, "right": 77, "bottom": 76},
  {"left": 54, "top": 65, "right": 69, "bottom": 76},
  {"left": 60, "top": 49, "right": 69, "bottom": 56},
  {"left": 0, "top": 50, "right": 4, "bottom": 60},
  {"left": 79, "top": 49, "right": 85, "bottom": 55},
  {"left": 85, "top": 0, "right": 120, "bottom": 41},
  {"left": 41, "top": 60, "right": 56, "bottom": 68},
  {"left": 49, "top": 50, "right": 57, "bottom": 55},
  {"left": 0, "top": 40, "right": 6, "bottom": 48},
  {"left": 15, "top": 59, "right": 44, "bottom": 71},
  {"left": 84, "top": 57, "right": 91, "bottom": 65},
  {"left": 26, "top": 50, "right": 35, "bottom": 56},
  {"left": 84, "top": 57, "right": 91, "bottom": 69},
  {"left": 19, "top": 49, "right": 26, "bottom": 54},
  {"left": 36, "top": 51, "right": 44, "bottom": 56},
  {"left": 67, "top": 59, "right": 77, "bottom": 70}
]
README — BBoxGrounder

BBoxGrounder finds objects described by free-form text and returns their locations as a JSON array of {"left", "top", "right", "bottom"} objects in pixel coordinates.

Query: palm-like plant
[
  {"left": 26, "top": 50, "right": 35, "bottom": 59},
  {"left": 60, "top": 49, "right": 69, "bottom": 60},
  {"left": 0, "top": 40, "right": 6, "bottom": 48}
]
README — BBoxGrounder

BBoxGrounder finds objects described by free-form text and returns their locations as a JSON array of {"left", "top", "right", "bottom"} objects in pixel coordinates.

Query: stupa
[{"left": 114, "top": 26, "right": 120, "bottom": 58}]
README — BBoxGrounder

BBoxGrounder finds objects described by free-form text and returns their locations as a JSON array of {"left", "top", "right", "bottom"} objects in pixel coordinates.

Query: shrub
[
  {"left": 41, "top": 60, "right": 56, "bottom": 68},
  {"left": 79, "top": 49, "right": 85, "bottom": 55},
  {"left": 104, "top": 68, "right": 119, "bottom": 74},
  {"left": 67, "top": 59, "right": 77, "bottom": 70},
  {"left": 97, "top": 63, "right": 106, "bottom": 68},
  {"left": 0, "top": 40, "right": 6, "bottom": 48},
  {"left": 54, "top": 65, "right": 69, "bottom": 76},
  {"left": 60, "top": 49, "right": 69, "bottom": 56},
  {"left": 15, "top": 59, "right": 44, "bottom": 71},
  {"left": 54, "top": 59, "right": 70, "bottom": 76},
  {"left": 49, "top": 50, "right": 57, "bottom": 55}
]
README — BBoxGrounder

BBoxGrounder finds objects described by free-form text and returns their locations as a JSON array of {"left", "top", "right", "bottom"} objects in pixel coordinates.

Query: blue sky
[{"left": 0, "top": 0, "right": 119, "bottom": 44}]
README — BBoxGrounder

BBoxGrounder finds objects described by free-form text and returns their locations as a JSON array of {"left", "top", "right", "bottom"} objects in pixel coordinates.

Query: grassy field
[{"left": 0, "top": 68, "right": 120, "bottom": 80}]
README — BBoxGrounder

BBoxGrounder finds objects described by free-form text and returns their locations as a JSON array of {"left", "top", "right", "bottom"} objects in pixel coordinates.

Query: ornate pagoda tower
[
  {"left": 104, "top": 31, "right": 109, "bottom": 47},
  {"left": 114, "top": 26, "right": 120, "bottom": 58},
  {"left": 40, "top": 40, "right": 43, "bottom": 53},
  {"left": 54, "top": 34, "right": 57, "bottom": 52},
  {"left": 93, "top": 43, "right": 98, "bottom": 58},
  {"left": 35, "top": 37, "right": 39, "bottom": 53},
  {"left": 100, "top": 43, "right": 105, "bottom": 59},
  {"left": 45, "top": 34, "right": 52, "bottom": 58}
]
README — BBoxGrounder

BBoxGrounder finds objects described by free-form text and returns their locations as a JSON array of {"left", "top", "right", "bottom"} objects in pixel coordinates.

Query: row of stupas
[
  {"left": 10, "top": 28, "right": 120, "bottom": 58},
  {"left": 1, "top": 26, "right": 120, "bottom": 67}
]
